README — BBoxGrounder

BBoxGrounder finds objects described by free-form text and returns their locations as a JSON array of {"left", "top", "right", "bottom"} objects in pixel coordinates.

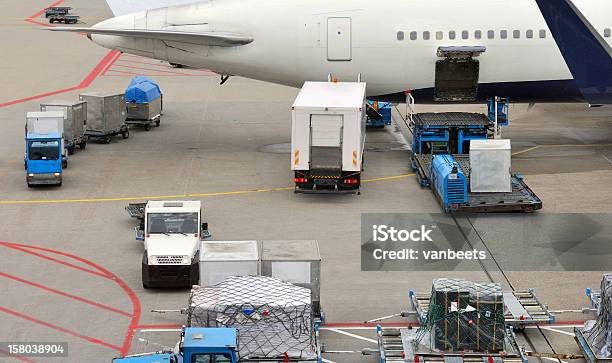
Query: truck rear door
[{"left": 310, "top": 114, "right": 343, "bottom": 172}]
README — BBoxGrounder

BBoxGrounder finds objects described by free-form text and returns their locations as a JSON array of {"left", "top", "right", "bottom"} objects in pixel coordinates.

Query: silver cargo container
[
  {"left": 199, "top": 240, "right": 259, "bottom": 286},
  {"left": 79, "top": 91, "right": 126, "bottom": 133},
  {"left": 126, "top": 97, "right": 162, "bottom": 121},
  {"left": 260, "top": 240, "right": 321, "bottom": 317},
  {"left": 40, "top": 100, "right": 87, "bottom": 151}
]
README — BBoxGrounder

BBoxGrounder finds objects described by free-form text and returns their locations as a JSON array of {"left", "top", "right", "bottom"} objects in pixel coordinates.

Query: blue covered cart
[{"left": 125, "top": 77, "right": 163, "bottom": 131}]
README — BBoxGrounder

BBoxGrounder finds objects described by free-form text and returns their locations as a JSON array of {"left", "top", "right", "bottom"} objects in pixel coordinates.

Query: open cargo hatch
[{"left": 434, "top": 46, "right": 486, "bottom": 102}]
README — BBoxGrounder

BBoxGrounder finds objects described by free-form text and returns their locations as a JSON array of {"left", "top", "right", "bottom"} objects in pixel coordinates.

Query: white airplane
[{"left": 50, "top": 0, "right": 612, "bottom": 104}]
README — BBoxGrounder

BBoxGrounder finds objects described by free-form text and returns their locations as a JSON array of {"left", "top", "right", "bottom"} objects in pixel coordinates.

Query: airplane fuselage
[{"left": 91, "top": 0, "right": 612, "bottom": 103}]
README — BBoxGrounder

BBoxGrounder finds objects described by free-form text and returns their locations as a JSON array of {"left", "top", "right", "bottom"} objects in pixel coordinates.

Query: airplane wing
[
  {"left": 47, "top": 27, "right": 254, "bottom": 47},
  {"left": 104, "top": 0, "right": 205, "bottom": 16},
  {"left": 534, "top": 0, "right": 612, "bottom": 105}
]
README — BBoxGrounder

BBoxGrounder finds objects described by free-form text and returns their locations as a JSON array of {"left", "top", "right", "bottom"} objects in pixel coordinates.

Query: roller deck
[
  {"left": 409, "top": 289, "right": 555, "bottom": 329},
  {"left": 377, "top": 326, "right": 527, "bottom": 363},
  {"left": 412, "top": 154, "right": 542, "bottom": 213}
]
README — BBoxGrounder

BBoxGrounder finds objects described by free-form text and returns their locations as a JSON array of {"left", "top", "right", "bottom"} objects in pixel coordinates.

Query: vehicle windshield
[
  {"left": 192, "top": 353, "right": 232, "bottom": 363},
  {"left": 28, "top": 140, "right": 60, "bottom": 160},
  {"left": 147, "top": 212, "right": 198, "bottom": 234}
]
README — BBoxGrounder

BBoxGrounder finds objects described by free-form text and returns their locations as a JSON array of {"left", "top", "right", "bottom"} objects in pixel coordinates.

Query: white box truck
[
  {"left": 291, "top": 82, "right": 367, "bottom": 193},
  {"left": 141, "top": 201, "right": 209, "bottom": 288}
]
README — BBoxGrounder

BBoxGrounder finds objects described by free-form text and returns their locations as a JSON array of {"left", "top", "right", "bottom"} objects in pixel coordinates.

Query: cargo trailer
[
  {"left": 40, "top": 100, "right": 87, "bottom": 154},
  {"left": 291, "top": 81, "right": 366, "bottom": 194},
  {"left": 124, "top": 77, "right": 163, "bottom": 130},
  {"left": 79, "top": 91, "right": 129, "bottom": 143}
]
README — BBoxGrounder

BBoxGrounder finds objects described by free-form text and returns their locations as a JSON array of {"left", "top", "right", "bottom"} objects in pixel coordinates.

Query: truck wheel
[
  {"left": 27, "top": 182, "right": 33, "bottom": 188},
  {"left": 68, "top": 146, "right": 75, "bottom": 155},
  {"left": 57, "top": 181, "right": 62, "bottom": 187},
  {"left": 79, "top": 140, "right": 87, "bottom": 150},
  {"left": 104, "top": 136, "right": 112, "bottom": 144},
  {"left": 122, "top": 131, "right": 129, "bottom": 139},
  {"left": 142, "top": 281, "right": 150, "bottom": 289},
  {"left": 155, "top": 119, "right": 160, "bottom": 127},
  {"left": 62, "top": 160, "right": 68, "bottom": 168},
  {"left": 144, "top": 123, "right": 151, "bottom": 131}
]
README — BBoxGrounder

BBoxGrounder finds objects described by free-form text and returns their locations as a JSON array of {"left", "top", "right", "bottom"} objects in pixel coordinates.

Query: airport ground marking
[
  {"left": 0, "top": 173, "right": 416, "bottom": 205},
  {"left": 0, "top": 271, "right": 132, "bottom": 317},
  {"left": 512, "top": 143, "right": 612, "bottom": 156},
  {"left": 0, "top": 242, "right": 142, "bottom": 357},
  {"left": 0, "top": 306, "right": 123, "bottom": 352},
  {"left": 0, "top": 348, "right": 36, "bottom": 363}
]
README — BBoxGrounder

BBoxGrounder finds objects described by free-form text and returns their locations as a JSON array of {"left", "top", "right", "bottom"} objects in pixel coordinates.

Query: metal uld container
[
  {"left": 79, "top": 91, "right": 125, "bottom": 132},
  {"left": 40, "top": 101, "right": 87, "bottom": 141},
  {"left": 470, "top": 139, "right": 512, "bottom": 193},
  {"left": 126, "top": 97, "right": 162, "bottom": 121},
  {"left": 260, "top": 240, "right": 321, "bottom": 315},
  {"left": 199, "top": 241, "right": 259, "bottom": 286}
]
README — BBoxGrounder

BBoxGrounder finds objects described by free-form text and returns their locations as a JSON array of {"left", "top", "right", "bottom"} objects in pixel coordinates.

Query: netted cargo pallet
[
  {"left": 188, "top": 275, "right": 319, "bottom": 361},
  {"left": 576, "top": 274, "right": 612, "bottom": 363}
]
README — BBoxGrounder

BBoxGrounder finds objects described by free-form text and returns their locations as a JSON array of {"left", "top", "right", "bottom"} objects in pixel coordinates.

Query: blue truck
[
  {"left": 25, "top": 132, "right": 63, "bottom": 187},
  {"left": 366, "top": 100, "right": 392, "bottom": 127},
  {"left": 114, "top": 327, "right": 322, "bottom": 363}
]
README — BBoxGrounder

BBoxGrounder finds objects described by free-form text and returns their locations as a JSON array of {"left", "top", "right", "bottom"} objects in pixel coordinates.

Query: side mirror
[{"left": 201, "top": 222, "right": 208, "bottom": 231}]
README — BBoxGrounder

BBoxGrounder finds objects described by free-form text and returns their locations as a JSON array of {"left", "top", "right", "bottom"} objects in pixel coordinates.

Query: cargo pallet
[
  {"left": 376, "top": 326, "right": 527, "bottom": 363},
  {"left": 409, "top": 289, "right": 554, "bottom": 330},
  {"left": 125, "top": 114, "right": 161, "bottom": 131},
  {"left": 411, "top": 154, "right": 542, "bottom": 213},
  {"left": 574, "top": 328, "right": 612, "bottom": 363},
  {"left": 85, "top": 124, "right": 129, "bottom": 144},
  {"left": 44, "top": 7, "right": 71, "bottom": 17}
]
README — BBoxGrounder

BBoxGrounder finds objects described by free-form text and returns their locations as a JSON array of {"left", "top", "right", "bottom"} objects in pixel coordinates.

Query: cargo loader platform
[
  {"left": 574, "top": 328, "right": 612, "bottom": 363},
  {"left": 409, "top": 289, "right": 555, "bottom": 330},
  {"left": 375, "top": 326, "right": 527, "bottom": 363},
  {"left": 412, "top": 154, "right": 542, "bottom": 213}
]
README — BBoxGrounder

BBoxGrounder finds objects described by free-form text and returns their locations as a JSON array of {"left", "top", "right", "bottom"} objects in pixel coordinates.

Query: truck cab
[
  {"left": 25, "top": 132, "right": 63, "bottom": 187},
  {"left": 142, "top": 201, "right": 208, "bottom": 288},
  {"left": 113, "top": 327, "right": 238, "bottom": 363}
]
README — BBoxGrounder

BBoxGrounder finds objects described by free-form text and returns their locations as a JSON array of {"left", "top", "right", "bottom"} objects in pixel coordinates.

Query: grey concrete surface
[{"left": 0, "top": 1, "right": 611, "bottom": 362}]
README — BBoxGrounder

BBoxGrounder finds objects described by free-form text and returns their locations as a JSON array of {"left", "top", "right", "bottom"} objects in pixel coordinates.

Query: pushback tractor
[{"left": 126, "top": 201, "right": 211, "bottom": 288}]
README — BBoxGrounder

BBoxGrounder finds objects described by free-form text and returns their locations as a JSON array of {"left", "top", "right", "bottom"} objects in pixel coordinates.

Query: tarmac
[{"left": 0, "top": 1, "right": 611, "bottom": 362}]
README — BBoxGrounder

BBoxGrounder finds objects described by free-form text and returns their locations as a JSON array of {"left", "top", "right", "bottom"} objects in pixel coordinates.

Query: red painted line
[
  {"left": 25, "top": 18, "right": 53, "bottom": 27},
  {"left": 0, "top": 242, "right": 142, "bottom": 357},
  {"left": 1, "top": 244, "right": 110, "bottom": 278},
  {"left": 79, "top": 50, "right": 120, "bottom": 87},
  {"left": 28, "top": 0, "right": 65, "bottom": 19},
  {"left": 0, "top": 271, "right": 132, "bottom": 318},
  {"left": 112, "top": 63, "right": 197, "bottom": 76},
  {"left": 322, "top": 322, "right": 420, "bottom": 328},
  {"left": 104, "top": 70, "right": 143, "bottom": 76},
  {"left": 103, "top": 73, "right": 212, "bottom": 77},
  {"left": 0, "top": 306, "right": 122, "bottom": 352},
  {"left": 0, "top": 348, "right": 36, "bottom": 363},
  {"left": 133, "top": 324, "right": 183, "bottom": 330},
  {"left": 101, "top": 51, "right": 123, "bottom": 76}
]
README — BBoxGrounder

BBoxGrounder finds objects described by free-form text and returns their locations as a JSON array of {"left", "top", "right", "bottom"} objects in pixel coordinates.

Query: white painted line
[
  {"left": 542, "top": 357, "right": 568, "bottom": 363},
  {"left": 541, "top": 327, "right": 576, "bottom": 337},
  {"left": 321, "top": 358, "right": 336, "bottom": 363},
  {"left": 524, "top": 324, "right": 584, "bottom": 329},
  {"left": 326, "top": 328, "right": 378, "bottom": 344}
]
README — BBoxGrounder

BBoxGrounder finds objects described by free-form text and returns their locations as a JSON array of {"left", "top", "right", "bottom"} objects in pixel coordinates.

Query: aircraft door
[{"left": 327, "top": 17, "right": 352, "bottom": 61}]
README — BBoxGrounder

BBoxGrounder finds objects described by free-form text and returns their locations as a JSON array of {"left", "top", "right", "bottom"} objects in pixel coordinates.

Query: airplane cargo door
[
  {"left": 310, "top": 114, "right": 343, "bottom": 170},
  {"left": 327, "top": 17, "right": 352, "bottom": 61}
]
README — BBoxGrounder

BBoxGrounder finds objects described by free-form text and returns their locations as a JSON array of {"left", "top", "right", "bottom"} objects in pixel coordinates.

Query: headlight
[
  {"left": 181, "top": 255, "right": 191, "bottom": 265},
  {"left": 28, "top": 173, "right": 34, "bottom": 177},
  {"left": 54, "top": 173, "right": 60, "bottom": 177},
  {"left": 148, "top": 256, "right": 158, "bottom": 265}
]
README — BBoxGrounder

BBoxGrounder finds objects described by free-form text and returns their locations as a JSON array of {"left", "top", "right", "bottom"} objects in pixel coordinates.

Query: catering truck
[
  {"left": 126, "top": 201, "right": 210, "bottom": 288},
  {"left": 291, "top": 81, "right": 367, "bottom": 194}
]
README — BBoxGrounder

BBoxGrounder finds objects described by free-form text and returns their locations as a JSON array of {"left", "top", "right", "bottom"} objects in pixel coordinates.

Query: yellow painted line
[
  {"left": 512, "top": 143, "right": 612, "bottom": 157},
  {"left": 0, "top": 174, "right": 416, "bottom": 205}
]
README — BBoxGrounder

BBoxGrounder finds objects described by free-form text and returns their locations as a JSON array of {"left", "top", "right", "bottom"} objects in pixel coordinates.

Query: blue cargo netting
[{"left": 125, "top": 77, "right": 161, "bottom": 103}]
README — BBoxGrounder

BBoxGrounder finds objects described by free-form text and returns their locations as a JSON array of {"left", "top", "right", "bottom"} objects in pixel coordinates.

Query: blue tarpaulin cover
[{"left": 125, "top": 77, "right": 161, "bottom": 103}]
